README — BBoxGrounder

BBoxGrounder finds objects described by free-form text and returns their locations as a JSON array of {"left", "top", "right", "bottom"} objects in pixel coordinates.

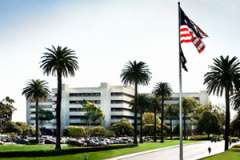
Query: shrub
[
  {"left": 111, "top": 119, "right": 134, "bottom": 136},
  {"left": 64, "top": 126, "right": 86, "bottom": 138},
  {"left": 88, "top": 126, "right": 106, "bottom": 137},
  {"left": 104, "top": 129, "right": 115, "bottom": 137}
]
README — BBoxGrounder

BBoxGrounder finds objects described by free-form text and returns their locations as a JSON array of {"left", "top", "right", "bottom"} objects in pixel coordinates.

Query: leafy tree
[
  {"left": 153, "top": 82, "right": 172, "bottom": 143},
  {"left": 3, "top": 121, "right": 35, "bottom": 136},
  {"left": 143, "top": 112, "right": 161, "bottom": 125},
  {"left": 143, "top": 112, "right": 167, "bottom": 137},
  {"left": 40, "top": 45, "right": 79, "bottom": 151},
  {"left": 0, "top": 97, "right": 16, "bottom": 132},
  {"left": 111, "top": 118, "right": 134, "bottom": 136},
  {"left": 182, "top": 97, "right": 199, "bottom": 139},
  {"left": 22, "top": 79, "right": 49, "bottom": 143},
  {"left": 197, "top": 111, "right": 221, "bottom": 138},
  {"left": 204, "top": 55, "right": 240, "bottom": 150},
  {"left": 83, "top": 101, "right": 104, "bottom": 126},
  {"left": 165, "top": 105, "right": 178, "bottom": 139},
  {"left": 121, "top": 60, "right": 151, "bottom": 144}
]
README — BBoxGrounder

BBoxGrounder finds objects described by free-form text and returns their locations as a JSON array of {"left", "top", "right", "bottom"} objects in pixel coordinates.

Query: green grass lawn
[
  {"left": 0, "top": 140, "right": 195, "bottom": 160},
  {"left": 201, "top": 146, "right": 240, "bottom": 160}
]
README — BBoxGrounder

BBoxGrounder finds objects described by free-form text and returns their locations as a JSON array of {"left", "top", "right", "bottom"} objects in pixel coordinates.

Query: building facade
[
  {"left": 26, "top": 82, "right": 209, "bottom": 132},
  {"left": 26, "top": 83, "right": 134, "bottom": 131}
]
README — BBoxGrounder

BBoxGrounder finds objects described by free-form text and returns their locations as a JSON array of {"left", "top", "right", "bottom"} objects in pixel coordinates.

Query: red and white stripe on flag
[{"left": 180, "top": 25, "right": 205, "bottom": 53}]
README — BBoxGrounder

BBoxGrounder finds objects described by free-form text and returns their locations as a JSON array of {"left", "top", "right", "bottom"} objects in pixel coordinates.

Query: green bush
[
  {"left": 64, "top": 126, "right": 86, "bottom": 138},
  {"left": 88, "top": 126, "right": 106, "bottom": 137},
  {"left": 104, "top": 129, "right": 115, "bottom": 137},
  {"left": 111, "top": 118, "right": 134, "bottom": 136}
]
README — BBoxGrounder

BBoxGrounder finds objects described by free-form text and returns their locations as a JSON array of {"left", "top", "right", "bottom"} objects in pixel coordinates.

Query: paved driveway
[{"left": 108, "top": 141, "right": 238, "bottom": 160}]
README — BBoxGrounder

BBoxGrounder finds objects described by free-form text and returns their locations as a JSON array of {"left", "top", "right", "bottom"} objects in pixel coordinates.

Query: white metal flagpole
[{"left": 178, "top": 2, "right": 184, "bottom": 160}]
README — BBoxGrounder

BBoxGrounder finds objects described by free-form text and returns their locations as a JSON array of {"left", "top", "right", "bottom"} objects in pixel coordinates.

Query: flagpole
[{"left": 178, "top": 2, "right": 184, "bottom": 160}]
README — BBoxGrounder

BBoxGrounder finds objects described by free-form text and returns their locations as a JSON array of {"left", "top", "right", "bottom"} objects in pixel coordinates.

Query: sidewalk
[{"left": 106, "top": 142, "right": 204, "bottom": 160}]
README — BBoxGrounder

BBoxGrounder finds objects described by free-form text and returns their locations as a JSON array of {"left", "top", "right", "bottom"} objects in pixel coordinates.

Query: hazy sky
[{"left": 0, "top": 0, "right": 239, "bottom": 121}]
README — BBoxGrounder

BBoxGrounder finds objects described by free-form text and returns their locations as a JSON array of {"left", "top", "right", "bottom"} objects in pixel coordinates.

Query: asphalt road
[{"left": 109, "top": 141, "right": 237, "bottom": 160}]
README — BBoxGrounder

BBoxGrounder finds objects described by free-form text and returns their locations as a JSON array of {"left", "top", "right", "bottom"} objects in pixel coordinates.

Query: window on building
[
  {"left": 69, "top": 100, "right": 100, "bottom": 104},
  {"left": 111, "top": 100, "right": 132, "bottom": 105},
  {"left": 111, "top": 108, "right": 132, "bottom": 112},
  {"left": 111, "top": 92, "right": 134, "bottom": 98},
  {"left": 69, "top": 92, "right": 101, "bottom": 97},
  {"left": 69, "top": 108, "right": 83, "bottom": 112},
  {"left": 69, "top": 115, "right": 86, "bottom": 119}
]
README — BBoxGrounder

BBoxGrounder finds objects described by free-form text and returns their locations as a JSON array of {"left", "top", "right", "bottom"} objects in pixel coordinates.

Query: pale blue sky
[{"left": 0, "top": 0, "right": 239, "bottom": 121}]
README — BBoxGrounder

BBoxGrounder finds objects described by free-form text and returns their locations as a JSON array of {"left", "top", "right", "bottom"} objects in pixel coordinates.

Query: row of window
[
  {"left": 111, "top": 115, "right": 135, "bottom": 120},
  {"left": 111, "top": 92, "right": 134, "bottom": 98},
  {"left": 69, "top": 108, "right": 84, "bottom": 112},
  {"left": 111, "top": 108, "right": 132, "bottom": 112},
  {"left": 111, "top": 100, "right": 132, "bottom": 105},
  {"left": 69, "top": 92, "right": 101, "bottom": 97},
  {"left": 69, "top": 115, "right": 86, "bottom": 119},
  {"left": 69, "top": 100, "right": 101, "bottom": 104}
]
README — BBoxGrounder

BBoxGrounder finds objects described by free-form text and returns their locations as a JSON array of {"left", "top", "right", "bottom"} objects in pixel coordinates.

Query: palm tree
[
  {"left": 231, "top": 91, "right": 240, "bottom": 111},
  {"left": 22, "top": 79, "right": 49, "bottom": 143},
  {"left": 121, "top": 61, "right": 151, "bottom": 145},
  {"left": 40, "top": 45, "right": 79, "bottom": 151},
  {"left": 204, "top": 55, "right": 240, "bottom": 151},
  {"left": 165, "top": 105, "right": 178, "bottom": 139},
  {"left": 137, "top": 94, "right": 151, "bottom": 143},
  {"left": 153, "top": 82, "right": 172, "bottom": 143}
]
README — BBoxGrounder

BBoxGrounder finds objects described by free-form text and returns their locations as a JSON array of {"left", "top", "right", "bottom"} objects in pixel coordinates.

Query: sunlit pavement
[{"left": 107, "top": 141, "right": 239, "bottom": 160}]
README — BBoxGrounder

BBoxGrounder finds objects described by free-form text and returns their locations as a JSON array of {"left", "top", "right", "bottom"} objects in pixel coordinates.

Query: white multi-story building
[
  {"left": 26, "top": 82, "right": 134, "bottom": 131},
  {"left": 26, "top": 82, "right": 208, "bottom": 133}
]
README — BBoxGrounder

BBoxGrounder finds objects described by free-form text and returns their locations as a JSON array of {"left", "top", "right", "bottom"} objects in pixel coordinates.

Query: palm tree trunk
[
  {"left": 55, "top": 71, "right": 62, "bottom": 151},
  {"left": 170, "top": 119, "right": 173, "bottom": 140},
  {"left": 225, "top": 88, "right": 230, "bottom": 151},
  {"left": 140, "top": 108, "right": 143, "bottom": 143},
  {"left": 183, "top": 112, "right": 186, "bottom": 140},
  {"left": 160, "top": 98, "right": 164, "bottom": 143},
  {"left": 35, "top": 99, "right": 39, "bottom": 144},
  {"left": 134, "top": 82, "right": 138, "bottom": 145},
  {"left": 154, "top": 104, "right": 157, "bottom": 142}
]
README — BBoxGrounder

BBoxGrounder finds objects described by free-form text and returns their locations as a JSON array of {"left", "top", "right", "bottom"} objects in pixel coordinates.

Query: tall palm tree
[
  {"left": 22, "top": 79, "right": 49, "bottom": 143},
  {"left": 153, "top": 82, "right": 172, "bottom": 143},
  {"left": 204, "top": 55, "right": 240, "bottom": 151},
  {"left": 40, "top": 45, "right": 79, "bottom": 151},
  {"left": 121, "top": 61, "right": 151, "bottom": 145},
  {"left": 137, "top": 94, "right": 151, "bottom": 143}
]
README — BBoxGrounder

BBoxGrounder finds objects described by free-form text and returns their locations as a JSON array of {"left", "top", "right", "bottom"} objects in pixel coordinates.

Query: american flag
[
  {"left": 179, "top": 7, "right": 208, "bottom": 71},
  {"left": 180, "top": 7, "right": 208, "bottom": 53}
]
